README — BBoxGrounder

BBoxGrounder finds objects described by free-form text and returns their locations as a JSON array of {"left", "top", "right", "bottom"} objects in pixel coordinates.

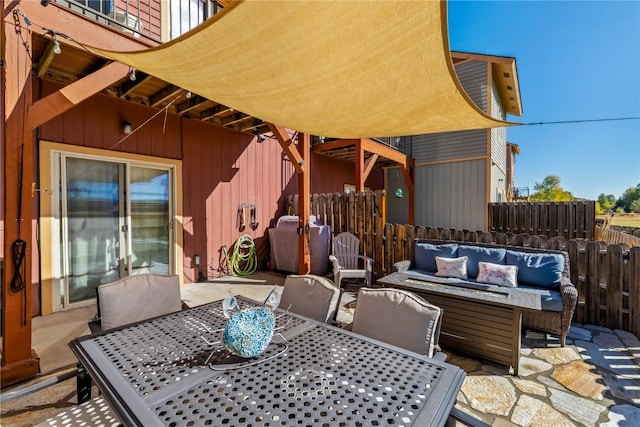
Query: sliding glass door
[{"left": 60, "top": 155, "right": 173, "bottom": 307}]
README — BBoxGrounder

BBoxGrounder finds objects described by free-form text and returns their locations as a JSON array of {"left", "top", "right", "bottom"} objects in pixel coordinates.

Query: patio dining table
[{"left": 69, "top": 296, "right": 466, "bottom": 426}]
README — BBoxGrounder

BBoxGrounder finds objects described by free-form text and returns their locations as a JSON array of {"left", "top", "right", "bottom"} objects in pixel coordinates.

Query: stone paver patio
[
  {"left": 449, "top": 323, "right": 640, "bottom": 426},
  {"left": 1, "top": 278, "right": 639, "bottom": 426}
]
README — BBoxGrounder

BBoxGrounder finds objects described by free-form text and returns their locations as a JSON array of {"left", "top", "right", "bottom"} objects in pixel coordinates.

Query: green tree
[
  {"left": 529, "top": 175, "right": 575, "bottom": 202},
  {"left": 597, "top": 193, "right": 616, "bottom": 212},
  {"left": 615, "top": 183, "right": 640, "bottom": 212},
  {"left": 631, "top": 199, "right": 640, "bottom": 213}
]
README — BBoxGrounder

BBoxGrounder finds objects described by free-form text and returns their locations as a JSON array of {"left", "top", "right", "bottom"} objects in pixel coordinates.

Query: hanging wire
[{"left": 524, "top": 117, "right": 640, "bottom": 126}]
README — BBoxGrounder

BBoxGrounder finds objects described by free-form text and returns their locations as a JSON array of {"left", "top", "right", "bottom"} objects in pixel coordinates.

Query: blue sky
[{"left": 448, "top": 0, "right": 640, "bottom": 200}]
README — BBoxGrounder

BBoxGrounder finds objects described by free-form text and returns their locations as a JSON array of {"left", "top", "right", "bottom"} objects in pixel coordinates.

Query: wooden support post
[
  {"left": 355, "top": 139, "right": 364, "bottom": 191},
  {"left": 297, "top": 133, "right": 311, "bottom": 274},
  {"left": 2, "top": 5, "right": 40, "bottom": 386}
]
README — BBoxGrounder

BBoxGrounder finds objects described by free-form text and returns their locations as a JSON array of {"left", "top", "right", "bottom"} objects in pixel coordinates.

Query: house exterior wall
[
  {"left": 414, "top": 160, "right": 487, "bottom": 231},
  {"left": 456, "top": 61, "right": 489, "bottom": 113},
  {"left": 33, "top": 78, "right": 380, "bottom": 313},
  {"left": 309, "top": 153, "right": 384, "bottom": 194},
  {"left": 393, "top": 60, "right": 490, "bottom": 229},
  {"left": 490, "top": 80, "right": 508, "bottom": 202}
]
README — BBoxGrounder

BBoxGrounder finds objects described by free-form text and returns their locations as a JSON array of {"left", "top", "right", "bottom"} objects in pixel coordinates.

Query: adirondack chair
[{"left": 329, "top": 232, "right": 373, "bottom": 289}]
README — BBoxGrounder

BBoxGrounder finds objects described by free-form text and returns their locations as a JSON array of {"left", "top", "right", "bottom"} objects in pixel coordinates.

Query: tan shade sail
[{"left": 90, "top": 0, "right": 513, "bottom": 138}]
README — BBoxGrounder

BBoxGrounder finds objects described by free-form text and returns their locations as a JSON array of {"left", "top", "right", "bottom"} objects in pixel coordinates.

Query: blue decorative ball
[{"left": 223, "top": 307, "right": 275, "bottom": 358}]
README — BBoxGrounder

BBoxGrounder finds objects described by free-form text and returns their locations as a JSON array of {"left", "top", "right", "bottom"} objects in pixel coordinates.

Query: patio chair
[
  {"left": 329, "top": 232, "right": 373, "bottom": 289},
  {"left": 350, "top": 287, "right": 445, "bottom": 359},
  {"left": 88, "top": 274, "right": 182, "bottom": 333},
  {"left": 279, "top": 274, "right": 342, "bottom": 324}
]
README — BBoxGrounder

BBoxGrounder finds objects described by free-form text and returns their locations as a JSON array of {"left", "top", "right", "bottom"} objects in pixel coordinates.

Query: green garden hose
[{"left": 229, "top": 234, "right": 257, "bottom": 276}]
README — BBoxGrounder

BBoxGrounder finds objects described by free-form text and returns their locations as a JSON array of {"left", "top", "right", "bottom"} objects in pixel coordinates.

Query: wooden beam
[
  {"left": 240, "top": 119, "right": 264, "bottom": 132},
  {"left": 363, "top": 153, "right": 378, "bottom": 182},
  {"left": 312, "top": 138, "right": 360, "bottom": 151},
  {"left": 18, "top": 1, "right": 153, "bottom": 52},
  {"left": 297, "top": 133, "right": 311, "bottom": 275},
  {"left": 361, "top": 138, "right": 415, "bottom": 168},
  {"left": 176, "top": 95, "right": 208, "bottom": 115},
  {"left": 28, "top": 62, "right": 129, "bottom": 128},
  {"left": 267, "top": 123, "right": 305, "bottom": 174},
  {"left": 355, "top": 139, "right": 364, "bottom": 191},
  {"left": 200, "top": 104, "right": 233, "bottom": 121},
  {"left": 150, "top": 85, "right": 183, "bottom": 107},
  {"left": 118, "top": 72, "right": 151, "bottom": 98},
  {"left": 2, "top": 7, "right": 39, "bottom": 386},
  {"left": 36, "top": 40, "right": 57, "bottom": 78},
  {"left": 221, "top": 112, "right": 250, "bottom": 127}
]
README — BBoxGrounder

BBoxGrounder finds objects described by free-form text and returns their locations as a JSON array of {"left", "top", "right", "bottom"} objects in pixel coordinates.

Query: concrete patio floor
[{"left": 1, "top": 271, "right": 639, "bottom": 426}]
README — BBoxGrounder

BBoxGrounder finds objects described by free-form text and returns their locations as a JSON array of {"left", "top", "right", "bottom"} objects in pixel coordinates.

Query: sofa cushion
[
  {"left": 414, "top": 243, "right": 458, "bottom": 273},
  {"left": 458, "top": 245, "right": 507, "bottom": 279},
  {"left": 506, "top": 250, "right": 564, "bottom": 288},
  {"left": 435, "top": 256, "right": 468, "bottom": 279},
  {"left": 477, "top": 262, "right": 518, "bottom": 287}
]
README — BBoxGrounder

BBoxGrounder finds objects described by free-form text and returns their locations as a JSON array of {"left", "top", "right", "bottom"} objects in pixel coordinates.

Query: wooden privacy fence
[
  {"left": 488, "top": 201, "right": 596, "bottom": 240},
  {"left": 285, "top": 190, "right": 386, "bottom": 274},
  {"left": 284, "top": 194, "right": 638, "bottom": 334},
  {"left": 380, "top": 225, "right": 640, "bottom": 336},
  {"left": 595, "top": 227, "right": 640, "bottom": 248}
]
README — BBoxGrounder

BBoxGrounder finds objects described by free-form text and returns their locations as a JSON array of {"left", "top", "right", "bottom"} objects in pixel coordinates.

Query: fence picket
[
  {"left": 585, "top": 242, "right": 601, "bottom": 325},
  {"left": 606, "top": 245, "right": 624, "bottom": 329},
  {"left": 630, "top": 247, "right": 640, "bottom": 336}
]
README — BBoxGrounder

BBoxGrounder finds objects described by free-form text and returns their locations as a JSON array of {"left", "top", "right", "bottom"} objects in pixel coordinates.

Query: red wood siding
[
  {"left": 181, "top": 121, "right": 296, "bottom": 281},
  {"left": 309, "top": 152, "right": 384, "bottom": 194},
  {"left": 34, "top": 79, "right": 387, "bottom": 291},
  {"left": 38, "top": 80, "right": 182, "bottom": 159},
  {"left": 113, "top": 0, "right": 162, "bottom": 41}
]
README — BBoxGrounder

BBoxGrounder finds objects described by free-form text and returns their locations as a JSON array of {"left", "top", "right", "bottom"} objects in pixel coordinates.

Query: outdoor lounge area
[
  {"left": 2, "top": 1, "right": 638, "bottom": 426},
  {"left": 1, "top": 272, "right": 639, "bottom": 426}
]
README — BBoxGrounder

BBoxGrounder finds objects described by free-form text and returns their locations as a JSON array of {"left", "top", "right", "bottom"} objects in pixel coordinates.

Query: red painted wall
[
  {"left": 309, "top": 152, "right": 384, "bottom": 194},
  {"left": 35, "top": 80, "right": 385, "bottom": 295}
]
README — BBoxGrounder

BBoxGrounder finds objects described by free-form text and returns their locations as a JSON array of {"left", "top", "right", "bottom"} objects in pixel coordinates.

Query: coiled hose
[{"left": 229, "top": 234, "right": 257, "bottom": 276}]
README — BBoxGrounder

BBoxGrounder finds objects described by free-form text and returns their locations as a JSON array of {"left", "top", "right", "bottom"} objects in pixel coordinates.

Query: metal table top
[{"left": 70, "top": 296, "right": 465, "bottom": 426}]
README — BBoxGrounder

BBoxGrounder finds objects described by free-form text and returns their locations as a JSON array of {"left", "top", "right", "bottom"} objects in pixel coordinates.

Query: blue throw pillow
[
  {"left": 414, "top": 243, "right": 458, "bottom": 273},
  {"left": 506, "top": 250, "right": 564, "bottom": 288},
  {"left": 458, "top": 245, "right": 507, "bottom": 279}
]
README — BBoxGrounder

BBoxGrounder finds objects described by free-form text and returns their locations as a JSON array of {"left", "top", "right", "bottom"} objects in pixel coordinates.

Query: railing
[
  {"left": 49, "top": 0, "right": 224, "bottom": 42},
  {"left": 51, "top": 0, "right": 158, "bottom": 41},
  {"left": 311, "top": 136, "right": 402, "bottom": 150}
]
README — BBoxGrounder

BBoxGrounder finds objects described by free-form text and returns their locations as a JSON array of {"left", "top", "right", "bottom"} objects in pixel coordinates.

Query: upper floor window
[{"left": 170, "top": 0, "right": 222, "bottom": 39}]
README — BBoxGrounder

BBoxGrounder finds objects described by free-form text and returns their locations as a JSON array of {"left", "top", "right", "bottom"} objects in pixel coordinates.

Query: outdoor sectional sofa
[{"left": 392, "top": 239, "right": 578, "bottom": 347}]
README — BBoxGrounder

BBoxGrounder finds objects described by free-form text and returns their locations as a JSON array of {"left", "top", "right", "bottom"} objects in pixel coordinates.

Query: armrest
[
  {"left": 329, "top": 255, "right": 340, "bottom": 273},
  {"left": 357, "top": 255, "right": 373, "bottom": 271},
  {"left": 560, "top": 277, "right": 578, "bottom": 315},
  {"left": 393, "top": 260, "right": 411, "bottom": 272}
]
